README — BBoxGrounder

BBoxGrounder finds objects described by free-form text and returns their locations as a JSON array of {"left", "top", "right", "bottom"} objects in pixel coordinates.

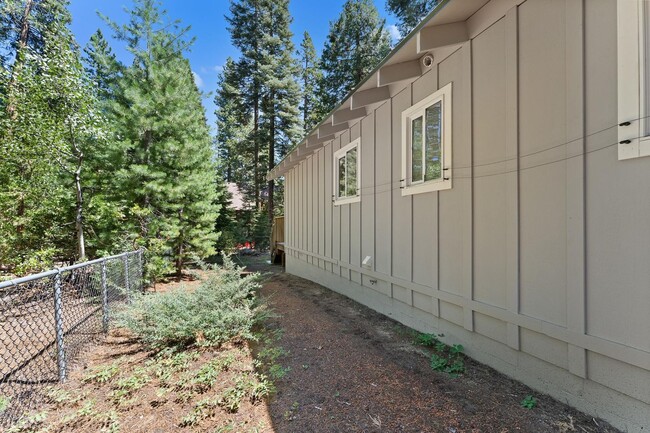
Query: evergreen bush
[{"left": 118, "top": 256, "right": 266, "bottom": 349}]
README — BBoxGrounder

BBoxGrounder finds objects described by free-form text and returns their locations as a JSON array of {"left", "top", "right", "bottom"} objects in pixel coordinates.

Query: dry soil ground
[{"left": 253, "top": 262, "right": 618, "bottom": 433}]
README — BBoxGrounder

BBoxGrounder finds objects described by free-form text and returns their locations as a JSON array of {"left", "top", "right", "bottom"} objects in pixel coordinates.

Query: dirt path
[{"left": 259, "top": 270, "right": 617, "bottom": 433}]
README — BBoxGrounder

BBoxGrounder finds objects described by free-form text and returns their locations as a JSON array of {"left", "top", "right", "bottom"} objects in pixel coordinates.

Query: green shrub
[
  {"left": 118, "top": 256, "right": 265, "bottom": 349},
  {"left": 251, "top": 210, "right": 271, "bottom": 251}
]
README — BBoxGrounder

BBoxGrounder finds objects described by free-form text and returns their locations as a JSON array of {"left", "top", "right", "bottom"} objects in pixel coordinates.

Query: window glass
[
  {"left": 338, "top": 156, "right": 346, "bottom": 198},
  {"left": 346, "top": 147, "right": 357, "bottom": 196},
  {"left": 424, "top": 101, "right": 442, "bottom": 182},
  {"left": 401, "top": 82, "right": 451, "bottom": 193},
  {"left": 411, "top": 116, "right": 424, "bottom": 183}
]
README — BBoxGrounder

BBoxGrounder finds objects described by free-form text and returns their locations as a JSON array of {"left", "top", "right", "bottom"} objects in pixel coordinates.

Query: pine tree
[
  {"left": 0, "top": 0, "right": 103, "bottom": 270},
  {"left": 317, "top": 0, "right": 391, "bottom": 116},
  {"left": 226, "top": 0, "right": 265, "bottom": 210},
  {"left": 297, "top": 31, "right": 322, "bottom": 132},
  {"left": 165, "top": 59, "right": 220, "bottom": 275},
  {"left": 226, "top": 0, "right": 301, "bottom": 225},
  {"left": 259, "top": 0, "right": 301, "bottom": 222},
  {"left": 83, "top": 29, "right": 121, "bottom": 103},
  {"left": 0, "top": 0, "right": 70, "bottom": 118},
  {"left": 81, "top": 29, "right": 129, "bottom": 257},
  {"left": 41, "top": 4, "right": 106, "bottom": 261},
  {"left": 101, "top": 0, "right": 220, "bottom": 278},
  {"left": 214, "top": 57, "right": 252, "bottom": 185},
  {"left": 386, "top": 0, "right": 440, "bottom": 36}
]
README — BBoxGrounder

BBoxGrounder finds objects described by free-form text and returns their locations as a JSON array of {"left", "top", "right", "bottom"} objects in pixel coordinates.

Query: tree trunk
[
  {"left": 355, "top": 30, "right": 363, "bottom": 84},
  {"left": 74, "top": 157, "right": 86, "bottom": 261},
  {"left": 226, "top": 148, "right": 232, "bottom": 182},
  {"left": 176, "top": 211, "right": 184, "bottom": 278},
  {"left": 253, "top": 4, "right": 260, "bottom": 212},
  {"left": 7, "top": 0, "right": 35, "bottom": 120},
  {"left": 176, "top": 242, "right": 183, "bottom": 278},
  {"left": 253, "top": 94, "right": 260, "bottom": 211},
  {"left": 141, "top": 129, "right": 153, "bottom": 237},
  {"left": 303, "top": 57, "right": 309, "bottom": 130},
  {"left": 268, "top": 91, "right": 275, "bottom": 225}
]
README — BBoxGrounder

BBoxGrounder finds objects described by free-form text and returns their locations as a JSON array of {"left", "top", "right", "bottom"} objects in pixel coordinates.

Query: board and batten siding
[{"left": 282, "top": 1, "right": 650, "bottom": 431}]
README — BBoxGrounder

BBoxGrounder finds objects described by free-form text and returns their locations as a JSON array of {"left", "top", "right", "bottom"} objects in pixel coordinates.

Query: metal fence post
[
  {"left": 123, "top": 254, "right": 130, "bottom": 302},
  {"left": 101, "top": 259, "right": 109, "bottom": 333},
  {"left": 137, "top": 249, "right": 143, "bottom": 292},
  {"left": 53, "top": 270, "right": 67, "bottom": 382}
]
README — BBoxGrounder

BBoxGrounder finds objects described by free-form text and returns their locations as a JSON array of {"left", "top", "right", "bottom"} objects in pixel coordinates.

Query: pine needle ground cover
[
  {"left": 5, "top": 258, "right": 619, "bottom": 433},
  {"left": 6, "top": 261, "right": 283, "bottom": 433}
]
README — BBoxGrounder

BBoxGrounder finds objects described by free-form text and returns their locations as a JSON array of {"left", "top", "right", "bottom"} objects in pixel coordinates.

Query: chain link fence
[{"left": 0, "top": 250, "right": 143, "bottom": 428}]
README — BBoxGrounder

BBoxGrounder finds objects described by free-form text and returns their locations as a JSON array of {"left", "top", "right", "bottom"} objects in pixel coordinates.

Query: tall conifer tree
[
  {"left": 101, "top": 0, "right": 220, "bottom": 278},
  {"left": 226, "top": 0, "right": 265, "bottom": 210},
  {"left": 317, "top": 0, "right": 391, "bottom": 116},
  {"left": 386, "top": 0, "right": 440, "bottom": 36},
  {"left": 215, "top": 57, "right": 252, "bottom": 187},
  {"left": 226, "top": 0, "right": 300, "bottom": 222},
  {"left": 259, "top": 0, "right": 300, "bottom": 221},
  {"left": 297, "top": 31, "right": 322, "bottom": 132},
  {"left": 0, "top": 0, "right": 103, "bottom": 269}
]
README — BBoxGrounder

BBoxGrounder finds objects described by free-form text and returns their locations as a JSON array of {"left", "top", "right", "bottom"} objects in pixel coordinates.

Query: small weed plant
[
  {"left": 44, "top": 387, "right": 84, "bottom": 406},
  {"left": 119, "top": 255, "right": 266, "bottom": 349},
  {"left": 430, "top": 343, "right": 465, "bottom": 376},
  {"left": 0, "top": 395, "right": 10, "bottom": 413},
  {"left": 414, "top": 332, "right": 438, "bottom": 347},
  {"left": 83, "top": 362, "right": 119, "bottom": 385},
  {"left": 7, "top": 411, "right": 48, "bottom": 433},
  {"left": 255, "top": 333, "right": 290, "bottom": 382},
  {"left": 185, "top": 354, "right": 236, "bottom": 393},
  {"left": 414, "top": 332, "right": 466, "bottom": 376},
  {"left": 521, "top": 395, "right": 537, "bottom": 409},
  {"left": 180, "top": 372, "right": 273, "bottom": 426},
  {"left": 283, "top": 401, "right": 300, "bottom": 421},
  {"left": 111, "top": 369, "right": 151, "bottom": 405}
]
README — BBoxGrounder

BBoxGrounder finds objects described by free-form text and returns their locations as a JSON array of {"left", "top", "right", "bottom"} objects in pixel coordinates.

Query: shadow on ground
[{"left": 254, "top": 264, "right": 618, "bottom": 433}]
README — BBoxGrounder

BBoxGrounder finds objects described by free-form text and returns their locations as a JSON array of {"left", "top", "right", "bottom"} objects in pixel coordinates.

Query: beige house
[{"left": 267, "top": 0, "right": 650, "bottom": 431}]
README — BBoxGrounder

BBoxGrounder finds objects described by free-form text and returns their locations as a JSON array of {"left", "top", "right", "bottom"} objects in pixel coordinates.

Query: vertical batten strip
[
  {"left": 388, "top": 99, "right": 394, "bottom": 298},
  {"left": 504, "top": 5, "right": 520, "bottom": 351},
  {"left": 287, "top": 170, "right": 290, "bottom": 252},
  {"left": 566, "top": 0, "right": 587, "bottom": 379},
  {"left": 373, "top": 111, "right": 377, "bottom": 272},
  {"left": 312, "top": 155, "right": 317, "bottom": 263},
  {"left": 325, "top": 142, "right": 333, "bottom": 272},
  {"left": 319, "top": 149, "right": 325, "bottom": 268},
  {"left": 433, "top": 63, "right": 441, "bottom": 318},
  {"left": 462, "top": 41, "right": 475, "bottom": 332}
]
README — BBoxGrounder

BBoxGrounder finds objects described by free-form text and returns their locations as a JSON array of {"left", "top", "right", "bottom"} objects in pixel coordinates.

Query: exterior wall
[{"left": 282, "top": 1, "right": 650, "bottom": 431}]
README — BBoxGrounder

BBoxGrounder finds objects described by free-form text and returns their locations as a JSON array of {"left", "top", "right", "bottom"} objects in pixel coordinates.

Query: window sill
[
  {"left": 401, "top": 178, "right": 452, "bottom": 196},
  {"left": 333, "top": 196, "right": 361, "bottom": 206}
]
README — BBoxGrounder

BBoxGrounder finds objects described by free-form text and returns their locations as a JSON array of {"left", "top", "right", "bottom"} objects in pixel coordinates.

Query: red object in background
[{"left": 236, "top": 241, "right": 255, "bottom": 250}]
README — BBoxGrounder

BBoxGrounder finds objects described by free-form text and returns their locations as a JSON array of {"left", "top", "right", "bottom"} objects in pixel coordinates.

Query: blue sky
[{"left": 68, "top": 0, "right": 400, "bottom": 131}]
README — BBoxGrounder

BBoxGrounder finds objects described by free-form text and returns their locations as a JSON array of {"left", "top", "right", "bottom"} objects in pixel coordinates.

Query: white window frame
[
  {"left": 333, "top": 138, "right": 361, "bottom": 206},
  {"left": 401, "top": 82, "right": 452, "bottom": 195},
  {"left": 617, "top": 0, "right": 650, "bottom": 160}
]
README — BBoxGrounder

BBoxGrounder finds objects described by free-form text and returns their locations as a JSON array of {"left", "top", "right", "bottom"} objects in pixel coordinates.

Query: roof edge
[{"left": 269, "top": 0, "right": 454, "bottom": 179}]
